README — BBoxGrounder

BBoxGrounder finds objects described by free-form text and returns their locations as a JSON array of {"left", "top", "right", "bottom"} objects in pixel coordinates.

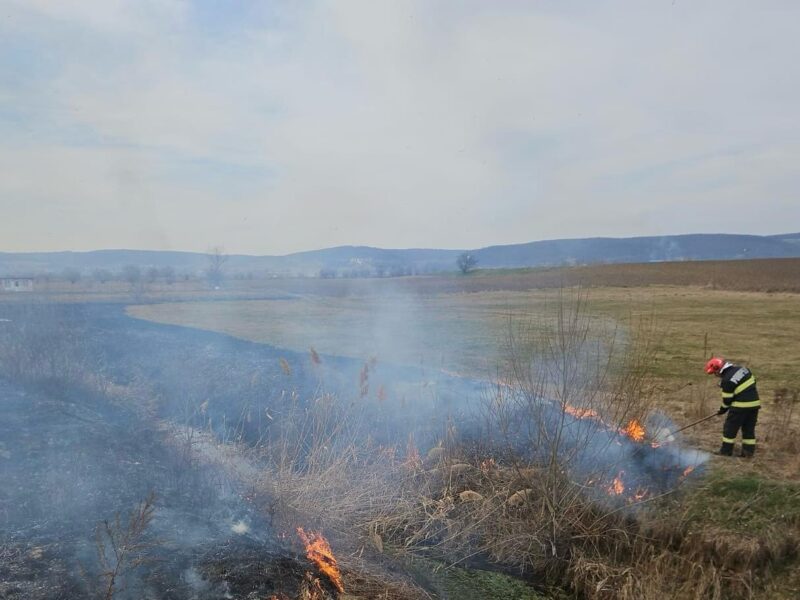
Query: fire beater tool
[{"left": 653, "top": 412, "right": 721, "bottom": 443}]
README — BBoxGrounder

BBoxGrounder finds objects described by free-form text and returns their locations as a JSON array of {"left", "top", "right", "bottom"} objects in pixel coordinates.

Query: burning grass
[
  {"left": 296, "top": 528, "right": 344, "bottom": 594},
  {"left": 6, "top": 284, "right": 800, "bottom": 598},
  {"left": 260, "top": 408, "right": 777, "bottom": 598},
  {"left": 250, "top": 290, "right": 800, "bottom": 598},
  {"left": 251, "top": 292, "right": 793, "bottom": 599}
]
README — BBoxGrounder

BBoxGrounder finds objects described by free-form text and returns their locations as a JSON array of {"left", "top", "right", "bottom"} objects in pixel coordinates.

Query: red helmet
[{"left": 705, "top": 357, "right": 725, "bottom": 375}]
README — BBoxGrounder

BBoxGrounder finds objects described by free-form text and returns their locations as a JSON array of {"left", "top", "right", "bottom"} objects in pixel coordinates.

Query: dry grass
[
  {"left": 251, "top": 387, "right": 800, "bottom": 598},
  {"left": 253, "top": 387, "right": 795, "bottom": 599},
  {"left": 124, "top": 275, "right": 800, "bottom": 595},
  {"left": 130, "top": 284, "right": 800, "bottom": 482},
  {"left": 243, "top": 293, "right": 799, "bottom": 599},
  {"left": 12, "top": 262, "right": 800, "bottom": 597}
]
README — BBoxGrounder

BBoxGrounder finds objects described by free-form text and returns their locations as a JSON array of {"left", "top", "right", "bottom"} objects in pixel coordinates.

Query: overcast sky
[{"left": 1, "top": 1, "right": 798, "bottom": 254}]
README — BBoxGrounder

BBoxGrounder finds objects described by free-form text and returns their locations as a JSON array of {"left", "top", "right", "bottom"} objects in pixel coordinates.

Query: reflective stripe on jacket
[{"left": 720, "top": 364, "right": 760, "bottom": 409}]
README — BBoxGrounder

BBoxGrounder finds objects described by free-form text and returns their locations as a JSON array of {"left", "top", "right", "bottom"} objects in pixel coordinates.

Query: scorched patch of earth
[
  {"left": 0, "top": 303, "right": 474, "bottom": 599},
  {"left": 0, "top": 376, "right": 378, "bottom": 599}
]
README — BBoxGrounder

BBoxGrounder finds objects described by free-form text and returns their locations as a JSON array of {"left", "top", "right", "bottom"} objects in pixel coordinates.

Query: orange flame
[
  {"left": 564, "top": 405, "right": 649, "bottom": 445},
  {"left": 682, "top": 465, "right": 695, "bottom": 477},
  {"left": 622, "top": 419, "right": 646, "bottom": 442},
  {"left": 564, "top": 405, "right": 601, "bottom": 420},
  {"left": 607, "top": 472, "right": 625, "bottom": 495},
  {"left": 296, "top": 528, "right": 344, "bottom": 594}
]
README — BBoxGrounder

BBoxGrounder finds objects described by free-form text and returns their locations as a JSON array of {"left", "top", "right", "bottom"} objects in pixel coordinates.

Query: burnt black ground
[
  {"left": 0, "top": 372, "right": 324, "bottom": 599},
  {"left": 34, "top": 302, "right": 481, "bottom": 447},
  {"left": 0, "top": 302, "right": 480, "bottom": 599}
]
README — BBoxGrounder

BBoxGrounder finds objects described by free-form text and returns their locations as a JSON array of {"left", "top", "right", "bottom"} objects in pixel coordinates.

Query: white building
[{"left": 0, "top": 277, "right": 34, "bottom": 292}]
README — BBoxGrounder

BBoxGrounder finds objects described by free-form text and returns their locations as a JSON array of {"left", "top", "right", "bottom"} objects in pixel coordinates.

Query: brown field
[{"left": 7, "top": 257, "right": 800, "bottom": 304}]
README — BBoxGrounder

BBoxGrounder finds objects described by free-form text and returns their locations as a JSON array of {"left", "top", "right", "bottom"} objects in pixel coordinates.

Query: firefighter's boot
[
  {"left": 718, "top": 441, "right": 734, "bottom": 456},
  {"left": 741, "top": 441, "right": 756, "bottom": 458}
]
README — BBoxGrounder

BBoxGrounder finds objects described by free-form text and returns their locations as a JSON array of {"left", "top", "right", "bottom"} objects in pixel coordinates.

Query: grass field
[
  {"left": 128, "top": 285, "right": 800, "bottom": 396},
  {"left": 126, "top": 266, "right": 800, "bottom": 597},
  {"left": 130, "top": 282, "right": 800, "bottom": 468}
]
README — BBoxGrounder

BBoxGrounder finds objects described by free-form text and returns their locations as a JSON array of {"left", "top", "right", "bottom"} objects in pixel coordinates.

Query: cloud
[{"left": 0, "top": 1, "right": 798, "bottom": 253}]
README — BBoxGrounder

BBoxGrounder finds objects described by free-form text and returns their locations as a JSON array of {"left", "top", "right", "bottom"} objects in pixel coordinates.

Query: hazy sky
[{"left": 1, "top": 1, "right": 798, "bottom": 254}]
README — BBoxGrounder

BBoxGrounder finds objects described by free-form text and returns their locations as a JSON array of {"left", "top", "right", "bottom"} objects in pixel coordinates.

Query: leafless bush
[
  {"left": 361, "top": 291, "right": 661, "bottom": 576},
  {"left": 206, "top": 246, "right": 228, "bottom": 287},
  {"left": 766, "top": 387, "right": 799, "bottom": 452},
  {"left": 91, "top": 492, "right": 158, "bottom": 600},
  {"left": 685, "top": 332, "right": 716, "bottom": 420}
]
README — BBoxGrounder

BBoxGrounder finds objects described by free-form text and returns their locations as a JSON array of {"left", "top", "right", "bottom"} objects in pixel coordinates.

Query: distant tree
[
  {"left": 159, "top": 266, "right": 176, "bottom": 285},
  {"left": 92, "top": 269, "right": 113, "bottom": 284},
  {"left": 456, "top": 252, "right": 478, "bottom": 274},
  {"left": 122, "top": 265, "right": 141, "bottom": 288},
  {"left": 63, "top": 268, "right": 82, "bottom": 284},
  {"left": 319, "top": 268, "right": 337, "bottom": 279},
  {"left": 205, "top": 246, "right": 228, "bottom": 288}
]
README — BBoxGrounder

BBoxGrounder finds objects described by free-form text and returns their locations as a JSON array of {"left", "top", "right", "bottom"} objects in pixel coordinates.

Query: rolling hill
[{"left": 1, "top": 233, "right": 799, "bottom": 277}]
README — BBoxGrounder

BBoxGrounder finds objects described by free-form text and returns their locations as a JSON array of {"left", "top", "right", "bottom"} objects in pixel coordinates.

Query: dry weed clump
[
  {"left": 0, "top": 303, "right": 88, "bottom": 385},
  {"left": 765, "top": 387, "right": 800, "bottom": 453}
]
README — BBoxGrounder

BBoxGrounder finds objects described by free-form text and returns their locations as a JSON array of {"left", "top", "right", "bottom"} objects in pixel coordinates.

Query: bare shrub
[
  {"left": 206, "top": 246, "right": 228, "bottom": 288},
  {"left": 765, "top": 387, "right": 799, "bottom": 452},
  {"left": 91, "top": 492, "right": 157, "bottom": 600},
  {"left": 364, "top": 291, "right": 663, "bottom": 577}
]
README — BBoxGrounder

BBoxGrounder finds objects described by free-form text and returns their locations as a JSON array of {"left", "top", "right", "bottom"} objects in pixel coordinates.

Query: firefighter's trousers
[{"left": 720, "top": 408, "right": 759, "bottom": 456}]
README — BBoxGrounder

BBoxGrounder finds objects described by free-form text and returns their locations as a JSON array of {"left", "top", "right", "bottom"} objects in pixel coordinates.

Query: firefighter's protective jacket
[{"left": 719, "top": 363, "right": 760, "bottom": 410}]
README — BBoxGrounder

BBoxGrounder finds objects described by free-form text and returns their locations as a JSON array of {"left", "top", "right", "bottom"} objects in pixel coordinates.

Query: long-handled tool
[
  {"left": 670, "top": 412, "right": 721, "bottom": 436},
  {"left": 653, "top": 412, "right": 721, "bottom": 443}
]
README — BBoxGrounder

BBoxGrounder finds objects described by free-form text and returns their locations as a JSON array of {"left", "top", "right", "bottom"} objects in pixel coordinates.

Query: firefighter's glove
[{"left": 717, "top": 407, "right": 729, "bottom": 415}]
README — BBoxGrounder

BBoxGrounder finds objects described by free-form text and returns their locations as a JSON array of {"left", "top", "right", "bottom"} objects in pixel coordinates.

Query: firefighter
[{"left": 705, "top": 357, "right": 760, "bottom": 457}]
